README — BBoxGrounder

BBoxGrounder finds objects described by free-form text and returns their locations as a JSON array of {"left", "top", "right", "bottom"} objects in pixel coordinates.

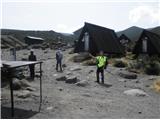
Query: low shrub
[
  {"left": 113, "top": 60, "right": 127, "bottom": 68},
  {"left": 73, "top": 52, "right": 92, "bottom": 62},
  {"left": 83, "top": 58, "right": 97, "bottom": 66},
  {"left": 151, "top": 79, "right": 160, "bottom": 93},
  {"left": 145, "top": 61, "right": 160, "bottom": 75}
]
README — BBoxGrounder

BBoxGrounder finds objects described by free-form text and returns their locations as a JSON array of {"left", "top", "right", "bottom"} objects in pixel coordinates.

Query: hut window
[
  {"left": 142, "top": 37, "right": 147, "bottom": 53},
  {"left": 84, "top": 32, "right": 89, "bottom": 51}
]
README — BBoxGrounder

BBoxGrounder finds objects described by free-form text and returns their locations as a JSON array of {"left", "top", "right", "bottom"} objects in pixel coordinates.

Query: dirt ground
[{"left": 1, "top": 48, "right": 160, "bottom": 119}]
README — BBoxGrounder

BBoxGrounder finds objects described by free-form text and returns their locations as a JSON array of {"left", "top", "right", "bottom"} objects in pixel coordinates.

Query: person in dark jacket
[
  {"left": 28, "top": 50, "right": 37, "bottom": 79},
  {"left": 56, "top": 48, "right": 63, "bottom": 72}
]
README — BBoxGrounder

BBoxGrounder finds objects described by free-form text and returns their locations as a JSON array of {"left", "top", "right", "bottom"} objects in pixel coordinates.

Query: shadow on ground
[
  {"left": 1, "top": 106, "right": 38, "bottom": 119},
  {"left": 99, "top": 83, "right": 112, "bottom": 88}
]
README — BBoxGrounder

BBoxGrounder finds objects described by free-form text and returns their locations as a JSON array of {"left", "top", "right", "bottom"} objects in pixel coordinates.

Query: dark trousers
[
  {"left": 56, "top": 60, "right": 62, "bottom": 71},
  {"left": 96, "top": 67, "right": 104, "bottom": 83},
  {"left": 29, "top": 65, "right": 35, "bottom": 79}
]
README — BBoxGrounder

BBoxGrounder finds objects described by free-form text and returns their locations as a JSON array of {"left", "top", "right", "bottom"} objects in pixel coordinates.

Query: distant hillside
[
  {"left": 73, "top": 27, "right": 83, "bottom": 38},
  {"left": 116, "top": 26, "right": 160, "bottom": 42},
  {"left": 116, "top": 26, "right": 144, "bottom": 42},
  {"left": 150, "top": 26, "right": 160, "bottom": 35},
  {"left": 1, "top": 29, "right": 76, "bottom": 44}
]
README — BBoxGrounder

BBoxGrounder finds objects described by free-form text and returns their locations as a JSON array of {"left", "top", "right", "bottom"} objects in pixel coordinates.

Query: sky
[{"left": 1, "top": 0, "right": 160, "bottom": 33}]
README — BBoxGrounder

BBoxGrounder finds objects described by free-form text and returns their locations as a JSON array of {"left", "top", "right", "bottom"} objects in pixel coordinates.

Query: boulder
[
  {"left": 12, "top": 78, "right": 21, "bottom": 90},
  {"left": 17, "top": 90, "right": 31, "bottom": 98},
  {"left": 123, "top": 89, "right": 148, "bottom": 97},
  {"left": 69, "top": 66, "right": 81, "bottom": 71},
  {"left": 56, "top": 76, "right": 67, "bottom": 81},
  {"left": 119, "top": 71, "right": 137, "bottom": 79},
  {"left": 19, "top": 80, "right": 31, "bottom": 88},
  {"left": 65, "top": 76, "right": 79, "bottom": 84},
  {"left": 21, "top": 58, "right": 28, "bottom": 61},
  {"left": 75, "top": 80, "right": 89, "bottom": 87},
  {"left": 73, "top": 52, "right": 92, "bottom": 62}
]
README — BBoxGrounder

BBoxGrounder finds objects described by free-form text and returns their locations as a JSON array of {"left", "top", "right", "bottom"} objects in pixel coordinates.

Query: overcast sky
[{"left": 1, "top": 0, "right": 160, "bottom": 33}]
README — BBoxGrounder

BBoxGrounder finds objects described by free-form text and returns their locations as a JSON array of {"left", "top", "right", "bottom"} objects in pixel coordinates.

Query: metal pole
[
  {"left": 9, "top": 68, "right": 14, "bottom": 117},
  {"left": 39, "top": 62, "right": 42, "bottom": 112}
]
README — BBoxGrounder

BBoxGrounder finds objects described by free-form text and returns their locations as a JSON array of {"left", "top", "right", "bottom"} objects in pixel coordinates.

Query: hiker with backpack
[
  {"left": 96, "top": 50, "right": 108, "bottom": 84},
  {"left": 56, "top": 48, "right": 63, "bottom": 72}
]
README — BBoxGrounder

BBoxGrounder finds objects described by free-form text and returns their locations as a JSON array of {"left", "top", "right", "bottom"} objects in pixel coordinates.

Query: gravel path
[{"left": 1, "top": 48, "right": 160, "bottom": 119}]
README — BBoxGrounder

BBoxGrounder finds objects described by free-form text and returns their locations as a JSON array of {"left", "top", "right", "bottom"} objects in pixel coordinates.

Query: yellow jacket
[{"left": 96, "top": 56, "right": 107, "bottom": 68}]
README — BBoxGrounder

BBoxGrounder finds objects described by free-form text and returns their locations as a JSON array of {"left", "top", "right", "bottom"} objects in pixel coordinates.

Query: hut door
[
  {"left": 84, "top": 32, "right": 89, "bottom": 51},
  {"left": 142, "top": 37, "right": 147, "bottom": 53}
]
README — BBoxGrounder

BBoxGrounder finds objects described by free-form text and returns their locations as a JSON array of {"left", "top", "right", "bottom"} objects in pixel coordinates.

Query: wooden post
[
  {"left": 39, "top": 62, "right": 42, "bottom": 111},
  {"left": 9, "top": 68, "right": 14, "bottom": 117}
]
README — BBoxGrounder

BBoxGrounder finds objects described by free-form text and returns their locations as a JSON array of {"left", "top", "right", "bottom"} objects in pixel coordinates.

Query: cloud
[
  {"left": 56, "top": 24, "right": 68, "bottom": 32},
  {"left": 129, "top": 6, "right": 160, "bottom": 24},
  {"left": 56, "top": 24, "right": 82, "bottom": 33}
]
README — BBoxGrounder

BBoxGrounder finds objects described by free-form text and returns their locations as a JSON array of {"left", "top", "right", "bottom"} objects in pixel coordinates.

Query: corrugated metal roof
[{"left": 26, "top": 36, "right": 44, "bottom": 40}]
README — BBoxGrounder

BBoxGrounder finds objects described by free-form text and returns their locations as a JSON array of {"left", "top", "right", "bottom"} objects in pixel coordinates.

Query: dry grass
[
  {"left": 151, "top": 78, "right": 160, "bottom": 93},
  {"left": 82, "top": 58, "right": 97, "bottom": 66}
]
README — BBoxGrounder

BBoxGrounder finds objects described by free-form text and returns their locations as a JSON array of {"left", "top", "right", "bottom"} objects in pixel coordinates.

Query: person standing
[
  {"left": 28, "top": 50, "right": 37, "bottom": 79},
  {"left": 56, "top": 48, "right": 63, "bottom": 72},
  {"left": 96, "top": 51, "right": 108, "bottom": 84}
]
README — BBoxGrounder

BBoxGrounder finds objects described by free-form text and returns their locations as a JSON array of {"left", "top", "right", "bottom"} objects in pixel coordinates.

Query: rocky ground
[{"left": 1, "top": 48, "right": 160, "bottom": 119}]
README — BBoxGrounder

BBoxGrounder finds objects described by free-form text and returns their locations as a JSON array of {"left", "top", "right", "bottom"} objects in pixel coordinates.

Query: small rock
[
  {"left": 76, "top": 80, "right": 89, "bottom": 87},
  {"left": 145, "top": 85, "right": 150, "bottom": 88},
  {"left": 138, "top": 111, "right": 142, "bottom": 114},
  {"left": 53, "top": 74, "right": 58, "bottom": 77},
  {"left": 46, "top": 106, "right": 53, "bottom": 110},
  {"left": 135, "top": 80, "right": 140, "bottom": 83},
  {"left": 26, "top": 87, "right": 36, "bottom": 91},
  {"left": 56, "top": 76, "right": 67, "bottom": 81},
  {"left": 89, "top": 70, "right": 94, "bottom": 74},
  {"left": 62, "top": 64, "right": 67, "bottom": 68},
  {"left": 66, "top": 72, "right": 72, "bottom": 75},
  {"left": 105, "top": 90, "right": 111, "bottom": 93},
  {"left": 44, "top": 50, "right": 48, "bottom": 53},
  {"left": 17, "top": 90, "right": 31, "bottom": 98},
  {"left": 123, "top": 89, "right": 148, "bottom": 97},
  {"left": 118, "top": 79, "right": 126, "bottom": 82},
  {"left": 21, "top": 58, "right": 28, "bottom": 61},
  {"left": 65, "top": 76, "right": 79, "bottom": 84},
  {"left": 148, "top": 76, "right": 156, "bottom": 81},
  {"left": 82, "top": 93, "right": 91, "bottom": 97},
  {"left": 58, "top": 87, "right": 63, "bottom": 91},
  {"left": 119, "top": 71, "right": 137, "bottom": 79},
  {"left": 32, "top": 93, "right": 39, "bottom": 97}
]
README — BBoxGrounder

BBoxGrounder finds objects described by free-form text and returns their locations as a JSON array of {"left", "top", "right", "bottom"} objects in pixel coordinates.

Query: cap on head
[{"left": 99, "top": 50, "right": 104, "bottom": 55}]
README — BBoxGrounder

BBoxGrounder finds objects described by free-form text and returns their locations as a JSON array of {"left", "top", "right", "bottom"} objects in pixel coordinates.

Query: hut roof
[{"left": 78, "top": 22, "right": 124, "bottom": 54}]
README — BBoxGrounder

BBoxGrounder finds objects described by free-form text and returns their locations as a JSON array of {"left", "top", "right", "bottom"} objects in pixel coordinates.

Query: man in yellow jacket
[{"left": 96, "top": 51, "right": 108, "bottom": 84}]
